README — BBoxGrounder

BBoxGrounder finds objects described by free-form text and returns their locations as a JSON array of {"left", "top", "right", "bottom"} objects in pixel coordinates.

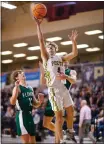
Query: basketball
[{"left": 31, "top": 3, "right": 47, "bottom": 19}]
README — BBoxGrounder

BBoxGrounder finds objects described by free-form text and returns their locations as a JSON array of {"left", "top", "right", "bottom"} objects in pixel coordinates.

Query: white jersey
[{"left": 43, "top": 55, "right": 66, "bottom": 87}]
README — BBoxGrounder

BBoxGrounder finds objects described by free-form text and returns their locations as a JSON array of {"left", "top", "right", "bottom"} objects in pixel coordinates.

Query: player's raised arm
[
  {"left": 10, "top": 80, "right": 20, "bottom": 105},
  {"left": 35, "top": 19, "right": 48, "bottom": 61},
  {"left": 39, "top": 61, "right": 46, "bottom": 85},
  {"left": 62, "top": 30, "right": 78, "bottom": 61}
]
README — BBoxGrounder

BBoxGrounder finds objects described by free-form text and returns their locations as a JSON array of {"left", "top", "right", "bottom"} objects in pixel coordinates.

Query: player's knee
[
  {"left": 66, "top": 105, "right": 74, "bottom": 116},
  {"left": 56, "top": 117, "right": 63, "bottom": 124}
]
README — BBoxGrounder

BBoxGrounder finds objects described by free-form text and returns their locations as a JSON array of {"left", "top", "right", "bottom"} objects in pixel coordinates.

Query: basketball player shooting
[
  {"left": 32, "top": 4, "right": 78, "bottom": 143},
  {"left": 35, "top": 19, "right": 78, "bottom": 143},
  {"left": 39, "top": 61, "right": 77, "bottom": 143}
]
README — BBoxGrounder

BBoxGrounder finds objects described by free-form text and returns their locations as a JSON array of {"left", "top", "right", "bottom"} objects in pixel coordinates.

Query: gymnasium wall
[{"left": 1, "top": 51, "right": 103, "bottom": 72}]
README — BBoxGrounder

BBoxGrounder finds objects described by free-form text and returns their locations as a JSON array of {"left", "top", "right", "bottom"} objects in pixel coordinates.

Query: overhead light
[
  {"left": 98, "top": 35, "right": 104, "bottom": 39},
  {"left": 85, "top": 30, "right": 102, "bottom": 35},
  {"left": 26, "top": 56, "right": 38, "bottom": 60},
  {"left": 13, "top": 43, "right": 28, "bottom": 47},
  {"left": 1, "top": 51, "right": 12, "bottom": 55},
  {"left": 46, "top": 37, "right": 62, "bottom": 42},
  {"left": 60, "top": 41, "right": 72, "bottom": 45},
  {"left": 77, "top": 44, "right": 89, "bottom": 49},
  {"left": 56, "top": 52, "right": 67, "bottom": 56},
  {"left": 1, "top": 2, "right": 17, "bottom": 9},
  {"left": 86, "top": 47, "right": 100, "bottom": 52},
  {"left": 28, "top": 46, "right": 40, "bottom": 51},
  {"left": 14, "top": 53, "right": 26, "bottom": 58},
  {"left": 2, "top": 59, "right": 13, "bottom": 64}
]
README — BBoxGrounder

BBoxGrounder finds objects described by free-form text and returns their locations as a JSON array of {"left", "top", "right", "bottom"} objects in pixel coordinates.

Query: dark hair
[{"left": 11, "top": 70, "right": 23, "bottom": 83}]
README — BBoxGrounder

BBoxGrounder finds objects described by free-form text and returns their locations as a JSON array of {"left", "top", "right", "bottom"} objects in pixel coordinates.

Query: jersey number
[{"left": 29, "top": 98, "right": 32, "bottom": 106}]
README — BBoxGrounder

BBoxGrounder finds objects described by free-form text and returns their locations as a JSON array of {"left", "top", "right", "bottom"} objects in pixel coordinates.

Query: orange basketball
[{"left": 31, "top": 3, "right": 47, "bottom": 19}]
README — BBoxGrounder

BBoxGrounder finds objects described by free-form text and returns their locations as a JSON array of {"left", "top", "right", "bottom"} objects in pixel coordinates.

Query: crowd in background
[{"left": 1, "top": 64, "right": 104, "bottom": 142}]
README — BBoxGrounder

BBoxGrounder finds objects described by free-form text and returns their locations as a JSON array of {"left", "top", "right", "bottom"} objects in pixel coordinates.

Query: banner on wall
[
  {"left": 69, "top": 62, "right": 104, "bottom": 82},
  {"left": 0, "top": 73, "right": 8, "bottom": 89},
  {"left": 81, "top": 62, "right": 104, "bottom": 82},
  {"left": 1, "top": 62, "right": 104, "bottom": 89},
  {"left": 1, "top": 71, "right": 40, "bottom": 89},
  {"left": 25, "top": 71, "right": 40, "bottom": 87}
]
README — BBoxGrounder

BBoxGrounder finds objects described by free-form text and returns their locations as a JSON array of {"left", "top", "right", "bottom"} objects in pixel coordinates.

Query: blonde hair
[{"left": 46, "top": 41, "right": 58, "bottom": 51}]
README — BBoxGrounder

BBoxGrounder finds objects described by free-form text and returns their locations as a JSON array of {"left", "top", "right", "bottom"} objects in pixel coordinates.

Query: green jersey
[
  {"left": 64, "top": 69, "right": 71, "bottom": 89},
  {"left": 15, "top": 85, "right": 36, "bottom": 136},
  {"left": 16, "top": 85, "right": 34, "bottom": 112}
]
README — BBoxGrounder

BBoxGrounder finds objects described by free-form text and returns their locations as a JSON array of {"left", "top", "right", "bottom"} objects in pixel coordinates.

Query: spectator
[
  {"left": 2, "top": 105, "right": 16, "bottom": 138},
  {"left": 79, "top": 100, "right": 96, "bottom": 144},
  {"left": 96, "top": 109, "right": 104, "bottom": 141},
  {"left": 5, "top": 105, "right": 13, "bottom": 117},
  {"left": 1, "top": 70, "right": 104, "bottom": 142},
  {"left": 91, "top": 105, "right": 99, "bottom": 121}
]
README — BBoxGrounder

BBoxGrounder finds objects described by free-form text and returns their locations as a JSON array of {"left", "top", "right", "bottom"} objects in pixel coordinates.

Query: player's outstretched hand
[
  {"left": 68, "top": 30, "right": 78, "bottom": 42},
  {"left": 34, "top": 16, "right": 43, "bottom": 25}
]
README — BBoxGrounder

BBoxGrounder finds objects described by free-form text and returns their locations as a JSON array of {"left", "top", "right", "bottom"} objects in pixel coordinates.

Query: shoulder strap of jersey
[{"left": 28, "top": 86, "right": 34, "bottom": 91}]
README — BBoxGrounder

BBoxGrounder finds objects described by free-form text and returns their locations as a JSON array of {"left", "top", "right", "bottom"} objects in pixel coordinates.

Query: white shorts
[{"left": 48, "top": 83, "right": 74, "bottom": 112}]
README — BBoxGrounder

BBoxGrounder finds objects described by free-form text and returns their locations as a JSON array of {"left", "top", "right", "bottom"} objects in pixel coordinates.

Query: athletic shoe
[
  {"left": 63, "top": 130, "right": 70, "bottom": 140},
  {"left": 66, "top": 129, "right": 77, "bottom": 143},
  {"left": 60, "top": 139, "right": 66, "bottom": 144}
]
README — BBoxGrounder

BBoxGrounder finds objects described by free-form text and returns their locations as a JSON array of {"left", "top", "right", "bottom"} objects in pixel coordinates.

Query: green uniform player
[
  {"left": 16, "top": 85, "right": 35, "bottom": 136},
  {"left": 39, "top": 60, "right": 77, "bottom": 143},
  {"left": 10, "top": 70, "right": 44, "bottom": 144},
  {"left": 44, "top": 99, "right": 55, "bottom": 117}
]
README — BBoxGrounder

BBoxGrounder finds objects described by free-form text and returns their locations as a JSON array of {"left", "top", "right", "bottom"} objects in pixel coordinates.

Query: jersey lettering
[
  {"left": 22, "top": 92, "right": 34, "bottom": 97},
  {"left": 52, "top": 61, "right": 63, "bottom": 66}
]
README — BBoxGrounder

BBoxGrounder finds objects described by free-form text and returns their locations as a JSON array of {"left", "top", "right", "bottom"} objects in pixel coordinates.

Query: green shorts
[
  {"left": 44, "top": 100, "right": 55, "bottom": 117},
  {"left": 16, "top": 111, "right": 36, "bottom": 136}
]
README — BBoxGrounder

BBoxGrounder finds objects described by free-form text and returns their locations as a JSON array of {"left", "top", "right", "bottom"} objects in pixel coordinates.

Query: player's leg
[
  {"left": 49, "top": 87, "right": 65, "bottom": 143},
  {"left": 65, "top": 105, "right": 74, "bottom": 131},
  {"left": 16, "top": 112, "right": 30, "bottom": 143},
  {"left": 63, "top": 89, "right": 77, "bottom": 143},
  {"left": 63, "top": 90, "right": 74, "bottom": 132},
  {"left": 43, "top": 116, "right": 55, "bottom": 132},
  {"left": 21, "top": 134, "right": 29, "bottom": 143},
  {"left": 43, "top": 116, "right": 60, "bottom": 143},
  {"left": 29, "top": 136, "right": 36, "bottom": 144},
  {"left": 21, "top": 112, "right": 36, "bottom": 144},
  {"left": 65, "top": 105, "right": 77, "bottom": 143},
  {"left": 43, "top": 99, "right": 60, "bottom": 143},
  {"left": 54, "top": 110, "right": 64, "bottom": 142}
]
